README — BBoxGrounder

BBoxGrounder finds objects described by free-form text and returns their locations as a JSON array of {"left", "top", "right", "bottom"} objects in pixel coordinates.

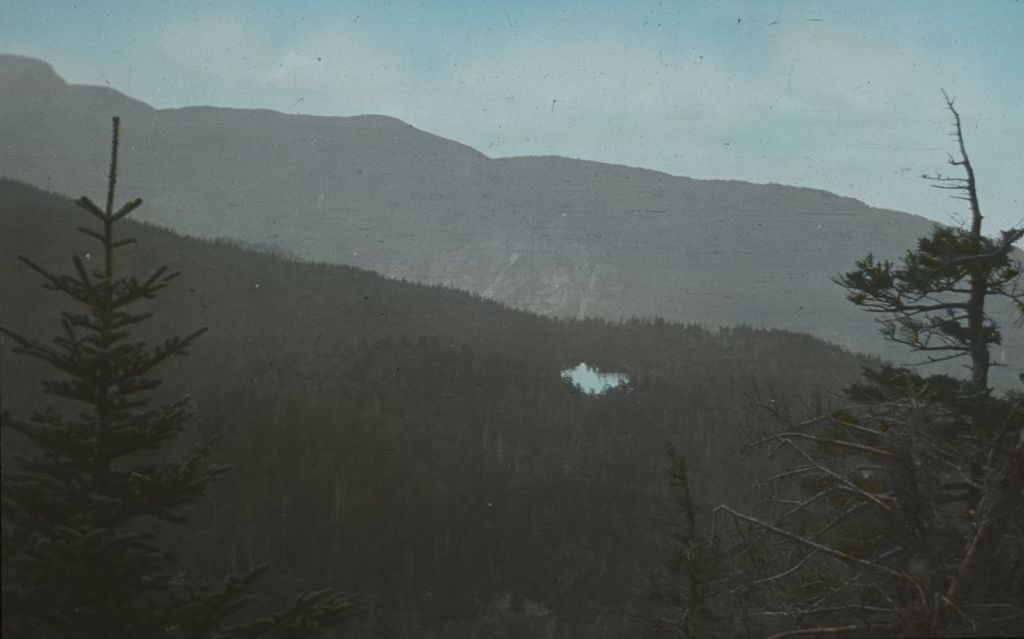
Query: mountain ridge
[
  {"left": 0, "top": 53, "right": 888, "bottom": 211},
  {"left": 1, "top": 54, "right": 1019, "bottom": 387}
]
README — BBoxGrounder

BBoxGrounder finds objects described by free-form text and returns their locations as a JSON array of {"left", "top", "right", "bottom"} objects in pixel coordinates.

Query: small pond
[{"left": 560, "top": 362, "right": 629, "bottom": 395}]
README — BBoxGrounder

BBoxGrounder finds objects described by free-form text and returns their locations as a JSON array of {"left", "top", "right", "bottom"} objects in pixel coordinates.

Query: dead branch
[
  {"left": 772, "top": 435, "right": 895, "bottom": 512},
  {"left": 937, "top": 428, "right": 1024, "bottom": 633},
  {"left": 712, "top": 505, "right": 906, "bottom": 581},
  {"left": 755, "top": 431, "right": 893, "bottom": 458},
  {"left": 764, "top": 622, "right": 899, "bottom": 639}
]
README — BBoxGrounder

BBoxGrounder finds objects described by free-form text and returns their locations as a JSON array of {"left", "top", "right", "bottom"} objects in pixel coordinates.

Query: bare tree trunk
[
  {"left": 892, "top": 443, "right": 933, "bottom": 636},
  {"left": 943, "top": 91, "right": 990, "bottom": 393},
  {"left": 937, "top": 430, "right": 1024, "bottom": 634}
]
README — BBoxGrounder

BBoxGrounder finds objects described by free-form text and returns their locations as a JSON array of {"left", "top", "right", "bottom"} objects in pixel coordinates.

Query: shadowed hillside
[{"left": 1, "top": 179, "right": 875, "bottom": 637}]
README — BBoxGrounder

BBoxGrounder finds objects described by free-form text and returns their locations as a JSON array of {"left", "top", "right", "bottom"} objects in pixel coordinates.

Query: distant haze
[
  {"left": 1, "top": 1, "right": 1021, "bottom": 232},
  {"left": 1, "top": 54, "right": 1020, "bottom": 389}
]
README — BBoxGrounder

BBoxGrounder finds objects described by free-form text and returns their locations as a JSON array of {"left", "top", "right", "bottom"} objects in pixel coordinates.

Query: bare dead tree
[
  {"left": 835, "top": 91, "right": 1023, "bottom": 394},
  {"left": 705, "top": 96, "right": 1024, "bottom": 637}
]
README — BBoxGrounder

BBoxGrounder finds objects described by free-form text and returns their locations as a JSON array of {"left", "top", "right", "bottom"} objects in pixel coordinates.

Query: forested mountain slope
[{"left": 1, "top": 179, "right": 874, "bottom": 637}]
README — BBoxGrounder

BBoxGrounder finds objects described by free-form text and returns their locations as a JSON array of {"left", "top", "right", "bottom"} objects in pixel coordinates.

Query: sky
[{"left": 2, "top": 0, "right": 1022, "bottom": 231}]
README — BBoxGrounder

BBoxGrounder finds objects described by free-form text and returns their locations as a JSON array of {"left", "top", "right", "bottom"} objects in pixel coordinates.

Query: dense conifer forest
[{"left": 1, "top": 176, "right": 876, "bottom": 636}]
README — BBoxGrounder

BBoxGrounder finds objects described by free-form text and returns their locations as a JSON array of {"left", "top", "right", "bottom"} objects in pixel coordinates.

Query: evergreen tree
[
  {"left": 835, "top": 91, "right": 1023, "bottom": 393},
  {"left": 1, "top": 117, "right": 352, "bottom": 638},
  {"left": 647, "top": 445, "right": 729, "bottom": 638}
]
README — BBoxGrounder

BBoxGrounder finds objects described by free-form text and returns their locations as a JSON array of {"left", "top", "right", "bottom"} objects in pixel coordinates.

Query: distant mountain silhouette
[{"left": 1, "top": 54, "right": 1020, "bottom": 386}]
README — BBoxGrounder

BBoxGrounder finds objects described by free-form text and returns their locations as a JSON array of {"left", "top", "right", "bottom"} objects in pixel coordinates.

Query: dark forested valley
[{"left": 1, "top": 178, "right": 877, "bottom": 637}]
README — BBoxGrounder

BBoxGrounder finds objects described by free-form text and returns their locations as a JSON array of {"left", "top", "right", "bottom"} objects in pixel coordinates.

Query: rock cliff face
[{"left": 2, "top": 54, "right": 1020, "bottom": 386}]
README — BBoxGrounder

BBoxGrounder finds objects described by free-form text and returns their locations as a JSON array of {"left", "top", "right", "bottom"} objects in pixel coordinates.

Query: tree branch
[{"left": 712, "top": 505, "right": 906, "bottom": 580}]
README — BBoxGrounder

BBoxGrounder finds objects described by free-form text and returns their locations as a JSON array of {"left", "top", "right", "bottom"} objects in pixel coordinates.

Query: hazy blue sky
[{"left": 2, "top": 0, "right": 1022, "bottom": 230}]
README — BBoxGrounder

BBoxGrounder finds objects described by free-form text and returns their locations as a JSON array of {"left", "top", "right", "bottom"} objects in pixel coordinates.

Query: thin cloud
[{"left": 156, "top": 12, "right": 265, "bottom": 86}]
